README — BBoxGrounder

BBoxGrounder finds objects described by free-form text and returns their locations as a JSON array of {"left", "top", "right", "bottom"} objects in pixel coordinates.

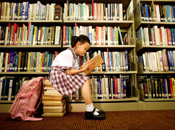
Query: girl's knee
[{"left": 86, "top": 79, "right": 90, "bottom": 84}]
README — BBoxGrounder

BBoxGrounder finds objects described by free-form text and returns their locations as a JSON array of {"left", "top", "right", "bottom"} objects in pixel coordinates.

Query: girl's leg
[
  {"left": 81, "top": 80, "right": 105, "bottom": 120},
  {"left": 81, "top": 79, "right": 92, "bottom": 105}
]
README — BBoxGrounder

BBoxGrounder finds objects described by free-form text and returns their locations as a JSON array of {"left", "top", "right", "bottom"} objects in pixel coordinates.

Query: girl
[{"left": 49, "top": 35, "right": 105, "bottom": 120}]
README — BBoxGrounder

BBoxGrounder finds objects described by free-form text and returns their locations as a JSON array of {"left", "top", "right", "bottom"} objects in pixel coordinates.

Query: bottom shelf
[{"left": 1, "top": 99, "right": 175, "bottom": 113}]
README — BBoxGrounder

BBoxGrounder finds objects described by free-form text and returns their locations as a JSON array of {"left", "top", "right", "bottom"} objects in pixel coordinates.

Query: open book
[{"left": 80, "top": 54, "right": 104, "bottom": 75}]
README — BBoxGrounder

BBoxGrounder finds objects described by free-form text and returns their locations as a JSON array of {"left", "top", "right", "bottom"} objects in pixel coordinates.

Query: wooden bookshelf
[
  {"left": 0, "top": 0, "right": 141, "bottom": 113},
  {"left": 134, "top": 0, "right": 175, "bottom": 30},
  {"left": 134, "top": 0, "right": 175, "bottom": 111}
]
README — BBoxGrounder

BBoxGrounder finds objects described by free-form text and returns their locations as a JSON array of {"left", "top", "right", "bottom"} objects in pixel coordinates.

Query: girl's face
[{"left": 75, "top": 42, "right": 90, "bottom": 56}]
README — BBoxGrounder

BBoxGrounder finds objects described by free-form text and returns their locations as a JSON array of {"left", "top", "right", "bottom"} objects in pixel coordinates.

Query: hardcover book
[{"left": 80, "top": 54, "right": 104, "bottom": 75}]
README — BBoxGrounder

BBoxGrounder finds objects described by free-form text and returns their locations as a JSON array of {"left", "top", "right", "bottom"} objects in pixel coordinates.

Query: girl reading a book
[{"left": 49, "top": 35, "right": 105, "bottom": 120}]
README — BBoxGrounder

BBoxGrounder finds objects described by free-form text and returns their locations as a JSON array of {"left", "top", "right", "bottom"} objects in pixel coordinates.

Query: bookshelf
[
  {"left": 0, "top": 0, "right": 147, "bottom": 113},
  {"left": 61, "top": 0, "right": 141, "bottom": 112},
  {"left": 134, "top": 0, "right": 175, "bottom": 30},
  {"left": 134, "top": 0, "right": 175, "bottom": 110}
]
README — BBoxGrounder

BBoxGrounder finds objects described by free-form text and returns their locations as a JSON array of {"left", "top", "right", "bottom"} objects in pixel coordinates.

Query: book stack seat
[{"left": 42, "top": 80, "right": 66, "bottom": 117}]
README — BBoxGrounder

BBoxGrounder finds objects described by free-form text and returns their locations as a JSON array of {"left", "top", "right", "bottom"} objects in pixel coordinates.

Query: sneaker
[{"left": 84, "top": 108, "right": 105, "bottom": 120}]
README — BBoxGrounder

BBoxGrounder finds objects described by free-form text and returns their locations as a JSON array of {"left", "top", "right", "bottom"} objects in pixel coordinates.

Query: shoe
[
  {"left": 84, "top": 108, "right": 105, "bottom": 120},
  {"left": 95, "top": 108, "right": 105, "bottom": 114}
]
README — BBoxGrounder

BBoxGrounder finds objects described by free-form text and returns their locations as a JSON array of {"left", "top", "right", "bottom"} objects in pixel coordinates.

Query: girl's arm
[
  {"left": 66, "top": 62, "right": 93, "bottom": 75},
  {"left": 66, "top": 69, "right": 85, "bottom": 75}
]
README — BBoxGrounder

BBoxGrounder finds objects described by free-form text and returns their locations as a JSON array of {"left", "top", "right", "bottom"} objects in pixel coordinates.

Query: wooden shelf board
[
  {"left": 144, "top": 98, "right": 175, "bottom": 102},
  {"left": 0, "top": 101, "right": 13, "bottom": 103},
  {"left": 0, "top": 72, "right": 49, "bottom": 74},
  {"left": 138, "top": 71, "right": 175, "bottom": 74},
  {"left": 137, "top": 45, "right": 175, "bottom": 52},
  {"left": 0, "top": 45, "right": 61, "bottom": 48},
  {"left": 141, "top": 21, "right": 175, "bottom": 25},
  {"left": 135, "top": 21, "right": 175, "bottom": 30}
]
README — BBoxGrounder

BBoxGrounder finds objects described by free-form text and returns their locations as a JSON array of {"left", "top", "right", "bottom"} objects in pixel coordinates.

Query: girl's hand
[{"left": 82, "top": 62, "right": 94, "bottom": 71}]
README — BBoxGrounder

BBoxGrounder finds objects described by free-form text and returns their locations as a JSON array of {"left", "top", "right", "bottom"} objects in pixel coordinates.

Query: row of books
[
  {"left": 0, "top": 75, "right": 131, "bottom": 101},
  {"left": 140, "top": 3, "right": 175, "bottom": 22},
  {"left": 0, "top": 2, "right": 62, "bottom": 20},
  {"left": 138, "top": 49, "right": 175, "bottom": 72},
  {"left": 64, "top": 3, "right": 123, "bottom": 21},
  {"left": 0, "top": 49, "right": 129, "bottom": 73},
  {"left": 137, "top": 25, "right": 175, "bottom": 46},
  {"left": 138, "top": 76, "right": 175, "bottom": 99},
  {"left": 0, "top": 76, "right": 28, "bottom": 101},
  {"left": 0, "top": 51, "right": 59, "bottom": 72},
  {"left": 0, "top": 23, "right": 62, "bottom": 46},
  {"left": 79, "top": 50, "right": 129, "bottom": 72},
  {"left": 63, "top": 25, "right": 129, "bottom": 46},
  {"left": 66, "top": 75, "right": 131, "bottom": 100}
]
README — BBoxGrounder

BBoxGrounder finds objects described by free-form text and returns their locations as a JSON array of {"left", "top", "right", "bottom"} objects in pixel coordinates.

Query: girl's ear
[{"left": 76, "top": 41, "right": 81, "bottom": 46}]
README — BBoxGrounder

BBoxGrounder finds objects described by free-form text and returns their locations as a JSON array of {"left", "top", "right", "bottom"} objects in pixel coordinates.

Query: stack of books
[{"left": 42, "top": 80, "right": 66, "bottom": 117}]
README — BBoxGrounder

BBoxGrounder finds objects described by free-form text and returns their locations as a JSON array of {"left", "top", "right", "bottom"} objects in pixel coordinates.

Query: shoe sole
[{"left": 84, "top": 116, "right": 106, "bottom": 120}]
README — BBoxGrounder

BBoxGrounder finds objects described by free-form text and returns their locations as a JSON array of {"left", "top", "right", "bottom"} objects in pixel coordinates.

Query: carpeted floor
[{"left": 0, "top": 110, "right": 175, "bottom": 130}]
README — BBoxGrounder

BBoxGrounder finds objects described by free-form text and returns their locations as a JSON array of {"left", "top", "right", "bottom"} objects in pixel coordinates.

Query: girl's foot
[{"left": 84, "top": 108, "right": 105, "bottom": 120}]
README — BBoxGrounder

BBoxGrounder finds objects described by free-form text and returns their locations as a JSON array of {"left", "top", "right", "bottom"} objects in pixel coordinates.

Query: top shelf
[{"left": 134, "top": 1, "right": 175, "bottom": 30}]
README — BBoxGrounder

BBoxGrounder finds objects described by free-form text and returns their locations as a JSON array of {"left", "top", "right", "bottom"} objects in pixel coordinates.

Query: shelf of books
[
  {"left": 61, "top": 0, "right": 140, "bottom": 112},
  {"left": 134, "top": 0, "right": 175, "bottom": 30},
  {"left": 0, "top": 0, "right": 64, "bottom": 113},
  {"left": 0, "top": 0, "right": 140, "bottom": 112},
  {"left": 134, "top": 0, "right": 175, "bottom": 110}
]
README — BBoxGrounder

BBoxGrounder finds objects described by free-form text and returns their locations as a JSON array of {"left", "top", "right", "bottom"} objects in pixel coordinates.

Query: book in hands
[{"left": 80, "top": 54, "right": 104, "bottom": 75}]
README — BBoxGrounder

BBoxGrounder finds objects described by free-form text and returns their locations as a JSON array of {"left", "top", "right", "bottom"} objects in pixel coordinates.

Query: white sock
[{"left": 86, "top": 103, "right": 99, "bottom": 115}]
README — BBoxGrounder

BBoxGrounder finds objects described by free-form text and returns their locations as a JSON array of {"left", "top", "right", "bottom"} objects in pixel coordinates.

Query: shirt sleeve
[{"left": 51, "top": 50, "right": 73, "bottom": 70}]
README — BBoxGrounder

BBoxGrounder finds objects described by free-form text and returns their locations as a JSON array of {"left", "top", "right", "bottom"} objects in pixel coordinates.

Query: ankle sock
[{"left": 86, "top": 103, "right": 99, "bottom": 115}]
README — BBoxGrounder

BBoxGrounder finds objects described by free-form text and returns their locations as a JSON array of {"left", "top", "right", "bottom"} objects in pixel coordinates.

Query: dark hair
[{"left": 71, "top": 35, "right": 90, "bottom": 48}]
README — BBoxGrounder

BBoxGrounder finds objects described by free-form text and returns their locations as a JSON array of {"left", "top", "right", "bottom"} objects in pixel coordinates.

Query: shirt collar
[{"left": 67, "top": 47, "right": 78, "bottom": 59}]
